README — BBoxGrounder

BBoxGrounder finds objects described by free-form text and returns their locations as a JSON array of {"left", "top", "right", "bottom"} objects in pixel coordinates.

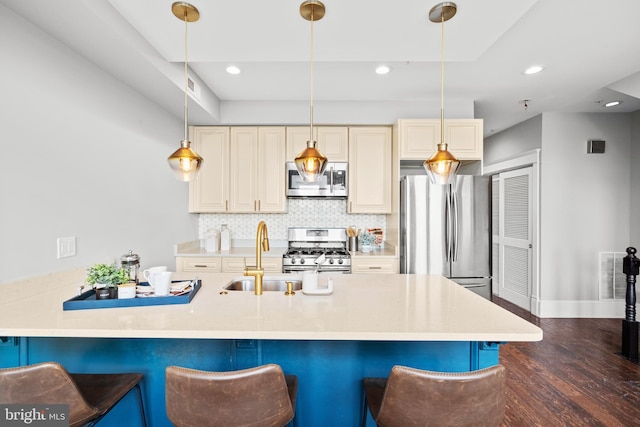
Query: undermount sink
[{"left": 223, "top": 277, "right": 303, "bottom": 292}]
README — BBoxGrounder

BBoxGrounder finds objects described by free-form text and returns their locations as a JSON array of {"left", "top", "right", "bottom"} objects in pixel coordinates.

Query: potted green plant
[{"left": 86, "top": 263, "right": 130, "bottom": 300}]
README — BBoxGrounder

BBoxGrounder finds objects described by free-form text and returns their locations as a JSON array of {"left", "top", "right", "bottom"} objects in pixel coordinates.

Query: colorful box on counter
[{"left": 367, "top": 228, "right": 384, "bottom": 248}]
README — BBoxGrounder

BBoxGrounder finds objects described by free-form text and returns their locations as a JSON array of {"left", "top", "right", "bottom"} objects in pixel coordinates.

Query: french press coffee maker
[{"left": 120, "top": 250, "right": 140, "bottom": 284}]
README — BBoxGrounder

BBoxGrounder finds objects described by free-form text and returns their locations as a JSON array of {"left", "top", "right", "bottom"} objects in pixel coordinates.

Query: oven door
[{"left": 286, "top": 162, "right": 348, "bottom": 198}]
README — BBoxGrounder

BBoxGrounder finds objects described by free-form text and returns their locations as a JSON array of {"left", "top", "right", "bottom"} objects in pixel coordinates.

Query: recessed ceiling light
[
  {"left": 523, "top": 65, "right": 544, "bottom": 75},
  {"left": 375, "top": 65, "right": 391, "bottom": 75},
  {"left": 226, "top": 65, "right": 241, "bottom": 75},
  {"left": 604, "top": 100, "right": 622, "bottom": 108}
]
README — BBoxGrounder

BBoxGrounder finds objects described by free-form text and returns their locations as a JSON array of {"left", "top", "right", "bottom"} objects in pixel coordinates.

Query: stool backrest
[
  {"left": 377, "top": 364, "right": 505, "bottom": 427},
  {"left": 166, "top": 364, "right": 294, "bottom": 427},
  {"left": 0, "top": 362, "right": 99, "bottom": 426}
]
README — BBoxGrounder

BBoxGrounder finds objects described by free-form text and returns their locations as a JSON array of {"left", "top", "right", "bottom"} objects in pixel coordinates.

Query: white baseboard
[{"left": 533, "top": 298, "right": 627, "bottom": 318}]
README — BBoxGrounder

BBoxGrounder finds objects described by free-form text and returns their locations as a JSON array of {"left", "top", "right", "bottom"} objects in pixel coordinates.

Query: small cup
[
  {"left": 302, "top": 271, "right": 319, "bottom": 292},
  {"left": 151, "top": 271, "right": 172, "bottom": 296},
  {"left": 143, "top": 266, "right": 168, "bottom": 285}
]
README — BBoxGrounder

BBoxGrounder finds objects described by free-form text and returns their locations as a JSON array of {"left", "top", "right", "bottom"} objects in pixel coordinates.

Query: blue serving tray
[{"left": 62, "top": 279, "right": 201, "bottom": 310}]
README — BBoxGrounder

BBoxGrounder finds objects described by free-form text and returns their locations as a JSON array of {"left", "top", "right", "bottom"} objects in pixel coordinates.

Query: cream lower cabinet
[
  {"left": 395, "top": 119, "right": 483, "bottom": 160},
  {"left": 176, "top": 256, "right": 283, "bottom": 274},
  {"left": 285, "top": 126, "right": 349, "bottom": 162},
  {"left": 176, "top": 256, "right": 222, "bottom": 273},
  {"left": 348, "top": 127, "right": 392, "bottom": 213},
  {"left": 230, "top": 127, "right": 286, "bottom": 213},
  {"left": 245, "top": 257, "right": 283, "bottom": 274},
  {"left": 351, "top": 257, "right": 398, "bottom": 274},
  {"left": 224, "top": 257, "right": 282, "bottom": 274},
  {"left": 189, "top": 127, "right": 230, "bottom": 213}
]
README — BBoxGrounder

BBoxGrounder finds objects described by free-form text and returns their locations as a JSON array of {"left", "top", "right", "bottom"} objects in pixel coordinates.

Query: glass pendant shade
[
  {"left": 424, "top": 142, "right": 460, "bottom": 185},
  {"left": 294, "top": 140, "right": 327, "bottom": 182},
  {"left": 168, "top": 139, "right": 203, "bottom": 182}
]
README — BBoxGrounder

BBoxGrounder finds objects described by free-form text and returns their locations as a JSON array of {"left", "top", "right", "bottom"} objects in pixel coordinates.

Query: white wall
[
  {"left": 219, "top": 99, "right": 475, "bottom": 126},
  {"left": 0, "top": 6, "right": 198, "bottom": 283},
  {"left": 540, "top": 113, "right": 631, "bottom": 303},
  {"left": 484, "top": 115, "right": 542, "bottom": 165},
  {"left": 484, "top": 112, "right": 638, "bottom": 317}
]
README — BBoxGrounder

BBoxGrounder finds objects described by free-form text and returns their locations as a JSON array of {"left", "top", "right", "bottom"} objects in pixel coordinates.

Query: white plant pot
[{"left": 118, "top": 283, "right": 136, "bottom": 299}]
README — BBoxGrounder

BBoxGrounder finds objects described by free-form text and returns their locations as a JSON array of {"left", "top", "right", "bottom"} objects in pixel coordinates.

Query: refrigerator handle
[
  {"left": 451, "top": 190, "right": 459, "bottom": 262},
  {"left": 444, "top": 187, "right": 451, "bottom": 262}
]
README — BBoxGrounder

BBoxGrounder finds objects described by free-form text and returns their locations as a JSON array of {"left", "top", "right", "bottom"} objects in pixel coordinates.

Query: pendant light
[
  {"left": 294, "top": 1, "right": 328, "bottom": 182},
  {"left": 424, "top": 2, "right": 460, "bottom": 185},
  {"left": 167, "top": 2, "right": 203, "bottom": 182}
]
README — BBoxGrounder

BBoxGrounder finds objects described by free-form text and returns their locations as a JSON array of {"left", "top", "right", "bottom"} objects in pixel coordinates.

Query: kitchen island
[{"left": 0, "top": 270, "right": 541, "bottom": 426}]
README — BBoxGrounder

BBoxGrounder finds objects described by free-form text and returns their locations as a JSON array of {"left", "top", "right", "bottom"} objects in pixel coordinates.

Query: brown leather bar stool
[
  {"left": 362, "top": 364, "right": 505, "bottom": 427},
  {"left": 166, "top": 364, "right": 298, "bottom": 427},
  {"left": 0, "top": 361, "right": 146, "bottom": 427}
]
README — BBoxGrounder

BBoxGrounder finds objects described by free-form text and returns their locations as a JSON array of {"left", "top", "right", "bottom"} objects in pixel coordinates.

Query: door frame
[{"left": 484, "top": 149, "right": 541, "bottom": 315}]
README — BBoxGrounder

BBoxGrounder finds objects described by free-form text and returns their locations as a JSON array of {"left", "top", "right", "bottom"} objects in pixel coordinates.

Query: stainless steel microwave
[{"left": 286, "top": 162, "right": 348, "bottom": 198}]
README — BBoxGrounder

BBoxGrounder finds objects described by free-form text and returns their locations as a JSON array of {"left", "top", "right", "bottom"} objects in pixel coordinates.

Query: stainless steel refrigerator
[{"left": 400, "top": 175, "right": 492, "bottom": 299}]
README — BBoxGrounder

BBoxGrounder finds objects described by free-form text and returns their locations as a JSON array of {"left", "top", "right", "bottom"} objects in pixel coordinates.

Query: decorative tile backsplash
[{"left": 199, "top": 199, "right": 386, "bottom": 240}]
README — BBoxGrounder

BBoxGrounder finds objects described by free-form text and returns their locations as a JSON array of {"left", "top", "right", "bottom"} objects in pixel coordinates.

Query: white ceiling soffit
[{"left": 2, "top": 0, "right": 640, "bottom": 135}]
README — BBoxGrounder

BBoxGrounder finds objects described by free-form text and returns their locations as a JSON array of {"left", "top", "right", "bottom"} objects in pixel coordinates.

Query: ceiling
[{"left": 3, "top": 0, "right": 640, "bottom": 136}]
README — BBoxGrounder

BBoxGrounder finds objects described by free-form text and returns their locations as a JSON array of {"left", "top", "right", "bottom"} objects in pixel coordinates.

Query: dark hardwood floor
[{"left": 494, "top": 297, "right": 640, "bottom": 426}]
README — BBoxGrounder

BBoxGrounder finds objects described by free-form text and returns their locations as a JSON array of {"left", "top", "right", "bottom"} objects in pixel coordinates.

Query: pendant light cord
[
  {"left": 309, "top": 6, "right": 315, "bottom": 142},
  {"left": 440, "top": 12, "right": 445, "bottom": 147},
  {"left": 183, "top": 12, "right": 189, "bottom": 142}
]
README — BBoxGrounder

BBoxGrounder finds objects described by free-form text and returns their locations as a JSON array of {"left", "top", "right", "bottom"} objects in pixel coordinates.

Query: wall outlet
[{"left": 57, "top": 236, "right": 76, "bottom": 259}]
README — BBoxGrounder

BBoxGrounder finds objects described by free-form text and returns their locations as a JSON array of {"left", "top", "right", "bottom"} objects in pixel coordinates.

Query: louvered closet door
[
  {"left": 491, "top": 176, "right": 500, "bottom": 296},
  {"left": 499, "top": 167, "right": 532, "bottom": 310}
]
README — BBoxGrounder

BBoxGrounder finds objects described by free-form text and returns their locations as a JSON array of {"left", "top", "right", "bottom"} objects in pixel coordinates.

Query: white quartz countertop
[
  {"left": 175, "top": 240, "right": 286, "bottom": 258},
  {"left": 174, "top": 240, "right": 398, "bottom": 258},
  {"left": 0, "top": 270, "right": 542, "bottom": 342}
]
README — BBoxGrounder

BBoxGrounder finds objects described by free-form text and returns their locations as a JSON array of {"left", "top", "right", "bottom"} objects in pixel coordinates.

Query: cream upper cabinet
[
  {"left": 189, "top": 126, "right": 285, "bottom": 213},
  {"left": 286, "top": 126, "right": 349, "bottom": 162},
  {"left": 257, "top": 127, "right": 287, "bottom": 212},
  {"left": 229, "top": 127, "right": 259, "bottom": 212},
  {"left": 189, "top": 126, "right": 230, "bottom": 213},
  {"left": 444, "top": 119, "right": 484, "bottom": 159},
  {"left": 348, "top": 127, "right": 392, "bottom": 214},
  {"left": 229, "top": 127, "right": 286, "bottom": 213},
  {"left": 396, "top": 119, "right": 483, "bottom": 160}
]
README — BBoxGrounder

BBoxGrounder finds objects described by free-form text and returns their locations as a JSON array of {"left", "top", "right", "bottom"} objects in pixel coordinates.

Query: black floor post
[{"left": 622, "top": 247, "right": 639, "bottom": 362}]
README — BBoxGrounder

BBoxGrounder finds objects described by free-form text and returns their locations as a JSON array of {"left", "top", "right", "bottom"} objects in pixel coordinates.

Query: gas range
[{"left": 282, "top": 228, "right": 351, "bottom": 273}]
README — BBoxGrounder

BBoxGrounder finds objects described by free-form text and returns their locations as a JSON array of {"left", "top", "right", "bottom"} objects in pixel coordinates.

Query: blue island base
[{"left": 1, "top": 337, "right": 500, "bottom": 426}]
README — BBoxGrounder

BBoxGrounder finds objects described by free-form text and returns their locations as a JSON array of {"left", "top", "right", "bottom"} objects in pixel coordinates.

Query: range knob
[
  {"left": 329, "top": 259, "right": 334, "bottom": 264},
  {"left": 300, "top": 258, "right": 306, "bottom": 265},
  {"left": 338, "top": 258, "right": 344, "bottom": 264}
]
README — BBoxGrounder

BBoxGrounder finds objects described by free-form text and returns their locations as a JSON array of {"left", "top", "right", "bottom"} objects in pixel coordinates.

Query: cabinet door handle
[
  {"left": 254, "top": 200, "right": 256, "bottom": 211},
  {"left": 225, "top": 200, "right": 229, "bottom": 211},
  {"left": 194, "top": 264, "right": 207, "bottom": 268},
  {"left": 369, "top": 266, "right": 382, "bottom": 269}
]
